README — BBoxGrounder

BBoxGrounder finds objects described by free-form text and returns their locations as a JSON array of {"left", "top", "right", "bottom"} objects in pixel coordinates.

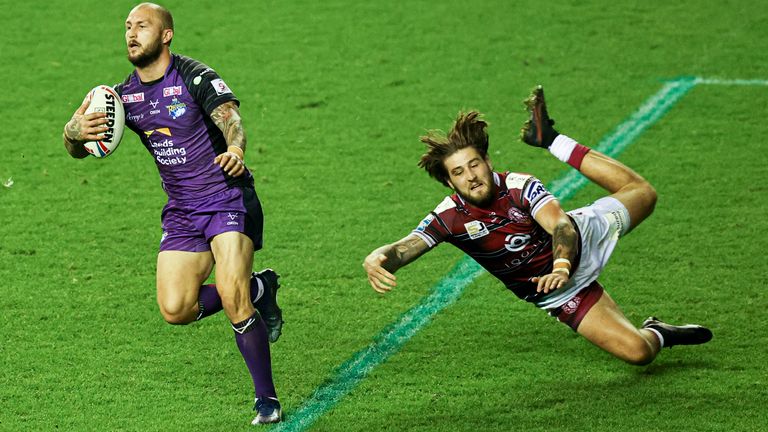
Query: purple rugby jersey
[{"left": 115, "top": 54, "right": 253, "bottom": 200}]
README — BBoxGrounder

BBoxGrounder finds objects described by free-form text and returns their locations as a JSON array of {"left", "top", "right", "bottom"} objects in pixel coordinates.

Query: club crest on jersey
[
  {"left": 163, "top": 86, "right": 183, "bottom": 97},
  {"left": 562, "top": 297, "right": 581, "bottom": 314},
  {"left": 166, "top": 97, "right": 187, "bottom": 119},
  {"left": 507, "top": 207, "right": 531, "bottom": 224},
  {"left": 121, "top": 92, "right": 144, "bottom": 103},
  {"left": 464, "top": 220, "right": 489, "bottom": 239}
]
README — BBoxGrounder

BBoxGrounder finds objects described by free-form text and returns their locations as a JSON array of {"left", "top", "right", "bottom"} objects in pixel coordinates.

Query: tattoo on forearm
[
  {"left": 211, "top": 102, "right": 246, "bottom": 153},
  {"left": 62, "top": 117, "right": 89, "bottom": 158},
  {"left": 382, "top": 236, "right": 427, "bottom": 272},
  {"left": 552, "top": 222, "right": 577, "bottom": 260},
  {"left": 65, "top": 117, "right": 82, "bottom": 142}
]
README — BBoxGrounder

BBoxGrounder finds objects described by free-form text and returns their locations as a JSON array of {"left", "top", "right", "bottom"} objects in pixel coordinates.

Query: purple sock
[
  {"left": 197, "top": 278, "right": 263, "bottom": 321},
  {"left": 232, "top": 312, "right": 277, "bottom": 398},
  {"left": 196, "top": 284, "right": 222, "bottom": 320}
]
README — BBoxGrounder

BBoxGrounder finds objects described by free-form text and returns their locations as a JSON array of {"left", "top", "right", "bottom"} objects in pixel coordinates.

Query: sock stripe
[
  {"left": 645, "top": 327, "right": 665, "bottom": 348},
  {"left": 232, "top": 312, "right": 260, "bottom": 334}
]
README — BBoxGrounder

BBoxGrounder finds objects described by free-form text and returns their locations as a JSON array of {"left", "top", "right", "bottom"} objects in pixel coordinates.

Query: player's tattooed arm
[
  {"left": 63, "top": 99, "right": 108, "bottom": 159},
  {"left": 552, "top": 221, "right": 578, "bottom": 262},
  {"left": 382, "top": 234, "right": 431, "bottom": 272},
  {"left": 63, "top": 124, "right": 89, "bottom": 159},
  {"left": 532, "top": 199, "right": 578, "bottom": 293},
  {"left": 211, "top": 101, "right": 246, "bottom": 152},
  {"left": 363, "top": 234, "right": 431, "bottom": 293},
  {"left": 211, "top": 101, "right": 248, "bottom": 176}
]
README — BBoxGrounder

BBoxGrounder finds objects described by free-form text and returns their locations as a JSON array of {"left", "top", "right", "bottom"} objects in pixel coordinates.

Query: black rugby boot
[
  {"left": 642, "top": 316, "right": 713, "bottom": 348},
  {"left": 521, "top": 85, "right": 560, "bottom": 148},
  {"left": 252, "top": 269, "right": 284, "bottom": 343}
]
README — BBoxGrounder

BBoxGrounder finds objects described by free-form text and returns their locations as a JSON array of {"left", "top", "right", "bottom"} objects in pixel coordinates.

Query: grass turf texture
[{"left": 1, "top": 0, "right": 767, "bottom": 430}]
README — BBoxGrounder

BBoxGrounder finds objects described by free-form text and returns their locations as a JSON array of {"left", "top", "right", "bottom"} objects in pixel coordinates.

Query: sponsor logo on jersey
[
  {"left": 464, "top": 220, "right": 489, "bottom": 239},
  {"left": 604, "top": 210, "right": 625, "bottom": 240},
  {"left": 416, "top": 214, "right": 435, "bottom": 232},
  {"left": 504, "top": 234, "right": 531, "bottom": 252},
  {"left": 166, "top": 97, "right": 187, "bottom": 119},
  {"left": 144, "top": 128, "right": 172, "bottom": 137},
  {"left": 163, "top": 86, "right": 183, "bottom": 97},
  {"left": 127, "top": 112, "right": 144, "bottom": 123},
  {"left": 122, "top": 92, "right": 145, "bottom": 103},
  {"left": 148, "top": 136, "right": 187, "bottom": 166},
  {"left": 211, "top": 78, "right": 232, "bottom": 95},
  {"left": 505, "top": 173, "right": 531, "bottom": 190},
  {"left": 226, "top": 212, "right": 240, "bottom": 226},
  {"left": 525, "top": 180, "right": 547, "bottom": 204},
  {"left": 149, "top": 99, "right": 160, "bottom": 115}
]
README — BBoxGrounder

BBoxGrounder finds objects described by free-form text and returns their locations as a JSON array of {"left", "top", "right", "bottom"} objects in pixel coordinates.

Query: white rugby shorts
[{"left": 534, "top": 196, "right": 631, "bottom": 309}]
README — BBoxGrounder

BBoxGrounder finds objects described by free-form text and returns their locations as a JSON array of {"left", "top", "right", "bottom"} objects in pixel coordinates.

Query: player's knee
[
  {"left": 158, "top": 298, "right": 195, "bottom": 325},
  {"left": 640, "top": 181, "right": 657, "bottom": 215},
  {"left": 621, "top": 337, "right": 656, "bottom": 366},
  {"left": 627, "top": 179, "right": 657, "bottom": 215},
  {"left": 162, "top": 313, "right": 191, "bottom": 325}
]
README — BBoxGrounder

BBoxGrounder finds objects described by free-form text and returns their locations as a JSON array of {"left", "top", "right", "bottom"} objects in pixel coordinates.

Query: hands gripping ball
[{"left": 83, "top": 85, "right": 125, "bottom": 158}]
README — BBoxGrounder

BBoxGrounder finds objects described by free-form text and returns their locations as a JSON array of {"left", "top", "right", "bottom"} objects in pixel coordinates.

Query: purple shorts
[
  {"left": 159, "top": 186, "right": 264, "bottom": 252},
  {"left": 547, "top": 280, "right": 604, "bottom": 331}
]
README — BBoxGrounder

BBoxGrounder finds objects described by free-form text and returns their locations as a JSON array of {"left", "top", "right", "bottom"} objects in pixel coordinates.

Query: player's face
[
  {"left": 125, "top": 6, "right": 166, "bottom": 68},
  {"left": 444, "top": 147, "right": 496, "bottom": 208}
]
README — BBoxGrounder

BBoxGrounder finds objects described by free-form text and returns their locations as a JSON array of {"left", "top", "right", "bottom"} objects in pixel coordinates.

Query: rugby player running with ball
[{"left": 63, "top": 3, "right": 284, "bottom": 425}]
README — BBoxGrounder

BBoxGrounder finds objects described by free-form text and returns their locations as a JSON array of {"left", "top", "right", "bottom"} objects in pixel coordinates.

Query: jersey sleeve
[
  {"left": 176, "top": 55, "right": 239, "bottom": 116},
  {"left": 505, "top": 173, "right": 556, "bottom": 219},
  {"left": 410, "top": 197, "right": 455, "bottom": 248}
]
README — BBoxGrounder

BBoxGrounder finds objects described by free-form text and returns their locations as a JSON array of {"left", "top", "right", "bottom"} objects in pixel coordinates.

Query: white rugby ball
[{"left": 83, "top": 85, "right": 125, "bottom": 158}]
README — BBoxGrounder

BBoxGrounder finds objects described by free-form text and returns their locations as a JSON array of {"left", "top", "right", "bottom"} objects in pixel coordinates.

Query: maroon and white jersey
[{"left": 412, "top": 171, "right": 581, "bottom": 303}]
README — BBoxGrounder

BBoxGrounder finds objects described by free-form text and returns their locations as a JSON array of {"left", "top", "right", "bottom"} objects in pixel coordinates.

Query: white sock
[
  {"left": 548, "top": 134, "right": 578, "bottom": 162},
  {"left": 645, "top": 327, "right": 665, "bottom": 348}
]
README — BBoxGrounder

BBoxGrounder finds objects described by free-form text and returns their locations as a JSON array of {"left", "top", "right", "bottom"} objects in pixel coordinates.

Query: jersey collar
[{"left": 134, "top": 53, "right": 176, "bottom": 86}]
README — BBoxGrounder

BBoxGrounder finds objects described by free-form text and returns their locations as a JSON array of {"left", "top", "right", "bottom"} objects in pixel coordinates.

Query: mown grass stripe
[{"left": 274, "top": 77, "right": 696, "bottom": 432}]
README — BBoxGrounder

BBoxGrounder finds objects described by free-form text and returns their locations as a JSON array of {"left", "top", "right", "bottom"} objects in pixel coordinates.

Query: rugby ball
[{"left": 83, "top": 85, "right": 125, "bottom": 158}]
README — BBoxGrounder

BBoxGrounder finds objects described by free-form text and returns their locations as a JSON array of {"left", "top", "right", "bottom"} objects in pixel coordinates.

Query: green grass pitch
[{"left": 1, "top": 1, "right": 766, "bottom": 431}]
